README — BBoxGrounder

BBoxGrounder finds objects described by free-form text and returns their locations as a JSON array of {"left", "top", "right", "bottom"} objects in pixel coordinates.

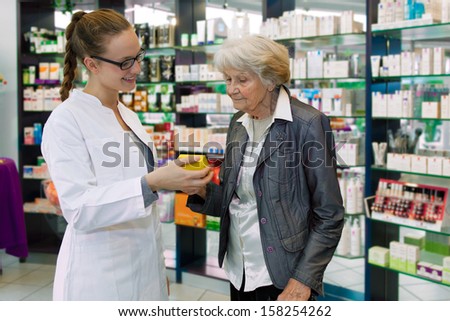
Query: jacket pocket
[
  {"left": 266, "top": 147, "right": 301, "bottom": 184},
  {"left": 280, "top": 228, "right": 308, "bottom": 253}
]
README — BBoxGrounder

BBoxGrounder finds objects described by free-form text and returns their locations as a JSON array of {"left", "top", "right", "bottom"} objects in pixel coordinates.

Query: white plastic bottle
[
  {"left": 350, "top": 218, "right": 361, "bottom": 256},
  {"left": 336, "top": 218, "right": 351, "bottom": 256},
  {"left": 355, "top": 176, "right": 364, "bottom": 214},
  {"left": 346, "top": 177, "right": 357, "bottom": 214},
  {"left": 338, "top": 172, "right": 347, "bottom": 203}
]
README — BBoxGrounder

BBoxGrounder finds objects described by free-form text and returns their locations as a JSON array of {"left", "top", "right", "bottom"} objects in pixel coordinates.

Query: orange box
[{"left": 174, "top": 193, "right": 206, "bottom": 228}]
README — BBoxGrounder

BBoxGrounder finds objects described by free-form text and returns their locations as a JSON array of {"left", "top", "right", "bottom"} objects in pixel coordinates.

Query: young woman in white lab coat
[{"left": 41, "top": 9, "right": 212, "bottom": 300}]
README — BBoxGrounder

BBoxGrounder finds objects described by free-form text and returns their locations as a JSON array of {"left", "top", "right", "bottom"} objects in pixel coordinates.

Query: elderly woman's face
[{"left": 223, "top": 69, "right": 271, "bottom": 116}]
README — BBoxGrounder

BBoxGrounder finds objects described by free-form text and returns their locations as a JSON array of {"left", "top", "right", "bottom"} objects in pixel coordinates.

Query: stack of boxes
[{"left": 369, "top": 232, "right": 450, "bottom": 285}]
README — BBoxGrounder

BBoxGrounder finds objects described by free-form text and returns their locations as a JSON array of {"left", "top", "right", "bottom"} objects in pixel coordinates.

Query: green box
[{"left": 404, "top": 234, "right": 425, "bottom": 249}]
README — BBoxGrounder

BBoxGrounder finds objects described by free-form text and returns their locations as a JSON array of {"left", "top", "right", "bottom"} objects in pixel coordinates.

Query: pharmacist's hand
[
  {"left": 145, "top": 157, "right": 213, "bottom": 194},
  {"left": 277, "top": 279, "right": 311, "bottom": 301}
]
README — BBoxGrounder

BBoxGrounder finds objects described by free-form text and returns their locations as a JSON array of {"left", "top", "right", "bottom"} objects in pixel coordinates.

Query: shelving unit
[
  {"left": 17, "top": 0, "right": 62, "bottom": 253},
  {"left": 365, "top": 0, "right": 450, "bottom": 300}
]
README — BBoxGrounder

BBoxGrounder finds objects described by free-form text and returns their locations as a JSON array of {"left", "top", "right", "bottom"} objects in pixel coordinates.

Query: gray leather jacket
[{"left": 188, "top": 88, "right": 344, "bottom": 296}]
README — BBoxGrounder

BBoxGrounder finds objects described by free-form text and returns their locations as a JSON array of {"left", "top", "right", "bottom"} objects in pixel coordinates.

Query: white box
[
  {"left": 433, "top": 47, "right": 445, "bottom": 74},
  {"left": 307, "top": 50, "right": 324, "bottom": 78},
  {"left": 295, "top": 13, "right": 305, "bottom": 37},
  {"left": 412, "top": 155, "right": 428, "bottom": 174},
  {"left": 324, "top": 61, "right": 349, "bottom": 78},
  {"left": 443, "top": 0, "right": 450, "bottom": 23},
  {"left": 443, "top": 158, "right": 450, "bottom": 176},
  {"left": 378, "top": 3, "right": 386, "bottom": 24},
  {"left": 401, "top": 51, "right": 413, "bottom": 75},
  {"left": 35, "top": 88, "right": 44, "bottom": 111},
  {"left": 402, "top": 90, "right": 413, "bottom": 117},
  {"left": 394, "top": 0, "right": 405, "bottom": 22},
  {"left": 387, "top": 92, "right": 402, "bottom": 117},
  {"left": 49, "top": 62, "right": 60, "bottom": 80},
  {"left": 372, "top": 92, "right": 387, "bottom": 117},
  {"left": 386, "top": 153, "right": 396, "bottom": 170},
  {"left": 389, "top": 54, "right": 401, "bottom": 76},
  {"left": 441, "top": 95, "right": 450, "bottom": 119},
  {"left": 421, "top": 48, "right": 433, "bottom": 75},
  {"left": 399, "top": 154, "right": 412, "bottom": 172},
  {"left": 428, "top": 156, "right": 443, "bottom": 175},
  {"left": 346, "top": 143, "right": 358, "bottom": 166},
  {"left": 368, "top": 246, "right": 390, "bottom": 267},
  {"left": 422, "top": 101, "right": 440, "bottom": 118},
  {"left": 38, "top": 62, "right": 50, "bottom": 80},
  {"left": 444, "top": 256, "right": 450, "bottom": 270}
]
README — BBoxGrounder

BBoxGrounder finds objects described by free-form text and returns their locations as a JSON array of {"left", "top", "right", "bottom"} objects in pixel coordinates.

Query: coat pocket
[
  {"left": 85, "top": 137, "right": 123, "bottom": 183},
  {"left": 280, "top": 228, "right": 308, "bottom": 253}
]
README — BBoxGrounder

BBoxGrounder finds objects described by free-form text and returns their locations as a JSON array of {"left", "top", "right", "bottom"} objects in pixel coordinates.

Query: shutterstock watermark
[{"left": 100, "top": 132, "right": 347, "bottom": 169}]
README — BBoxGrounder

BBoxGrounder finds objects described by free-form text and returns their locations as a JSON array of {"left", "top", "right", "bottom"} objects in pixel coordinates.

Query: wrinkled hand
[
  {"left": 277, "top": 278, "right": 311, "bottom": 301},
  {"left": 145, "top": 156, "right": 213, "bottom": 194}
]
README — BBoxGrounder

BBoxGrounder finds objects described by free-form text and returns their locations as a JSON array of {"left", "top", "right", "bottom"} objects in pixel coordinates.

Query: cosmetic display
[{"left": 370, "top": 178, "right": 448, "bottom": 232}]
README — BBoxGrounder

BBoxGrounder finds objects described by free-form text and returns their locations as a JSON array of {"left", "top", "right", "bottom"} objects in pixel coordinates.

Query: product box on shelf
[
  {"left": 368, "top": 178, "right": 449, "bottom": 232},
  {"left": 174, "top": 193, "right": 206, "bottom": 228},
  {"left": 404, "top": 233, "right": 426, "bottom": 249},
  {"left": 368, "top": 246, "right": 390, "bottom": 267},
  {"left": 417, "top": 261, "right": 443, "bottom": 282},
  {"left": 443, "top": 256, "right": 450, "bottom": 285},
  {"left": 444, "top": 158, "right": 450, "bottom": 176}
]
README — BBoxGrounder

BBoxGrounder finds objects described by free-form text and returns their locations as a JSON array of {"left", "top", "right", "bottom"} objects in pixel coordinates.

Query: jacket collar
[
  {"left": 232, "top": 86, "right": 292, "bottom": 169},
  {"left": 236, "top": 86, "right": 293, "bottom": 125}
]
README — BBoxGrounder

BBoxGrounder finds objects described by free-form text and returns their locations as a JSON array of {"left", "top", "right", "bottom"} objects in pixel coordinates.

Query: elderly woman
[{"left": 188, "top": 35, "right": 344, "bottom": 301}]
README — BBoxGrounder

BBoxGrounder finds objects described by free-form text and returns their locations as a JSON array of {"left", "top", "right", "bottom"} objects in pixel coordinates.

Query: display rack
[{"left": 365, "top": 0, "right": 450, "bottom": 300}]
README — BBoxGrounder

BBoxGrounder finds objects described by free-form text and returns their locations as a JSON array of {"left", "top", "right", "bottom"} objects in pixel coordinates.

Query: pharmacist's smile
[{"left": 122, "top": 76, "right": 136, "bottom": 82}]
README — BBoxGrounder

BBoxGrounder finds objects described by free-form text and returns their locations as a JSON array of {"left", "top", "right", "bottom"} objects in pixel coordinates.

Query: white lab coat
[{"left": 41, "top": 89, "right": 168, "bottom": 300}]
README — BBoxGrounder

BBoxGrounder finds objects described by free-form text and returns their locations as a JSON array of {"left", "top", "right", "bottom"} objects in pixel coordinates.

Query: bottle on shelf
[
  {"left": 336, "top": 218, "right": 351, "bottom": 256},
  {"left": 350, "top": 217, "right": 361, "bottom": 256}
]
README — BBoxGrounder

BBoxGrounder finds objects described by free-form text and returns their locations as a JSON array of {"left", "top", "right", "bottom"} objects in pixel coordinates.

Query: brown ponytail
[{"left": 59, "top": 9, "right": 131, "bottom": 101}]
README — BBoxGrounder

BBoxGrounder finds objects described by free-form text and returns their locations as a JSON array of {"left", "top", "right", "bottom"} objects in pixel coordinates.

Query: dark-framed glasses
[{"left": 91, "top": 48, "right": 145, "bottom": 70}]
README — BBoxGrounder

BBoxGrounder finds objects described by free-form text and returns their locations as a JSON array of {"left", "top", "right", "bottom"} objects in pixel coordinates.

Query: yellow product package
[{"left": 178, "top": 154, "right": 209, "bottom": 170}]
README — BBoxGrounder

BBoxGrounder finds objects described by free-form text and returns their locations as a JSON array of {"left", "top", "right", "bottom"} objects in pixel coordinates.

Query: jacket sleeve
[
  {"left": 187, "top": 182, "right": 222, "bottom": 217},
  {"left": 41, "top": 109, "right": 151, "bottom": 232},
  {"left": 293, "top": 113, "right": 345, "bottom": 295}
]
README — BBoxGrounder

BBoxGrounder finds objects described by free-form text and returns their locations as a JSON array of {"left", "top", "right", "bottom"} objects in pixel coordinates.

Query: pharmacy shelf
[
  {"left": 174, "top": 43, "right": 222, "bottom": 54},
  {"left": 372, "top": 116, "right": 450, "bottom": 121},
  {"left": 371, "top": 166, "right": 450, "bottom": 179},
  {"left": 144, "top": 47, "right": 176, "bottom": 56},
  {"left": 136, "top": 81, "right": 176, "bottom": 86},
  {"left": 369, "top": 247, "right": 450, "bottom": 288},
  {"left": 368, "top": 216, "right": 450, "bottom": 237},
  {"left": 372, "top": 22, "right": 450, "bottom": 41},
  {"left": 328, "top": 114, "right": 366, "bottom": 119},
  {"left": 291, "top": 77, "right": 365, "bottom": 82},
  {"left": 372, "top": 74, "right": 450, "bottom": 83},
  {"left": 337, "top": 164, "right": 365, "bottom": 169},
  {"left": 334, "top": 249, "right": 365, "bottom": 260},
  {"left": 175, "top": 80, "right": 225, "bottom": 85},
  {"left": 276, "top": 32, "right": 366, "bottom": 49}
]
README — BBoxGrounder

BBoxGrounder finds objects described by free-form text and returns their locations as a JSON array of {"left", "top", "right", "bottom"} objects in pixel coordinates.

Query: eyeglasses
[{"left": 91, "top": 48, "right": 145, "bottom": 70}]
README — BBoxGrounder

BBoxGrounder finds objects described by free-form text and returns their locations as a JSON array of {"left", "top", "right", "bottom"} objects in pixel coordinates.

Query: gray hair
[{"left": 213, "top": 34, "right": 290, "bottom": 87}]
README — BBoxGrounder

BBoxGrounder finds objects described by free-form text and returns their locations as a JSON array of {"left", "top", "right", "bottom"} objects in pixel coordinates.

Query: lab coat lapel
[{"left": 118, "top": 105, "right": 157, "bottom": 169}]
